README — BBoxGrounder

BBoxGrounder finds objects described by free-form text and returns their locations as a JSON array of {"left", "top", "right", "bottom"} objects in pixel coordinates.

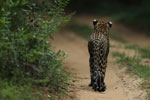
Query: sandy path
[{"left": 51, "top": 28, "right": 145, "bottom": 100}]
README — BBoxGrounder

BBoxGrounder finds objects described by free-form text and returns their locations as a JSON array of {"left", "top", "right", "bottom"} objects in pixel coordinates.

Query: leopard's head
[{"left": 93, "top": 19, "right": 112, "bottom": 35}]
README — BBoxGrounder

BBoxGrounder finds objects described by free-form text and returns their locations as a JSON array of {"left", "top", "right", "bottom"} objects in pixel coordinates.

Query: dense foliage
[{"left": 0, "top": 0, "right": 71, "bottom": 99}]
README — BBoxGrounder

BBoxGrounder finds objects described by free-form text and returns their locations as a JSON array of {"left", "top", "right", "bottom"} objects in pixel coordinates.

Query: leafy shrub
[{"left": 0, "top": 0, "right": 71, "bottom": 92}]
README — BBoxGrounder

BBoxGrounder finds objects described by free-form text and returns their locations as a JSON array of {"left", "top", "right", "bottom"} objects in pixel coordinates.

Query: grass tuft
[
  {"left": 112, "top": 52, "right": 150, "bottom": 79},
  {"left": 0, "top": 80, "right": 46, "bottom": 100},
  {"left": 125, "top": 45, "right": 150, "bottom": 59}
]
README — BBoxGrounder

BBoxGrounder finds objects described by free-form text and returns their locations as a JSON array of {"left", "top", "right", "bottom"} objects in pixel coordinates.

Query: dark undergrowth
[{"left": 67, "top": 0, "right": 150, "bottom": 34}]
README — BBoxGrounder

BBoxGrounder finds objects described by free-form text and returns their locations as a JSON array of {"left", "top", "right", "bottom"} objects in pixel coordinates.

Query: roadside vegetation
[
  {"left": 0, "top": 0, "right": 71, "bottom": 100},
  {"left": 112, "top": 45, "right": 150, "bottom": 100},
  {"left": 112, "top": 52, "right": 150, "bottom": 79},
  {"left": 125, "top": 45, "right": 150, "bottom": 59}
]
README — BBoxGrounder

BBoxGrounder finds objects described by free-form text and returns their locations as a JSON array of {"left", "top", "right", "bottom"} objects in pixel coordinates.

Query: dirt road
[{"left": 51, "top": 27, "right": 145, "bottom": 100}]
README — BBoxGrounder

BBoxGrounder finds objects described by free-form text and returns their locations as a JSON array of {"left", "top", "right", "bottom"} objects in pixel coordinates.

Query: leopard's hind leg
[
  {"left": 89, "top": 57, "right": 94, "bottom": 87},
  {"left": 92, "top": 65, "right": 100, "bottom": 91},
  {"left": 97, "top": 65, "right": 107, "bottom": 92}
]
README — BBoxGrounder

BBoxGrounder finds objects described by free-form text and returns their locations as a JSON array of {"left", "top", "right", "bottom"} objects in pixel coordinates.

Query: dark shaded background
[{"left": 67, "top": 0, "right": 150, "bottom": 31}]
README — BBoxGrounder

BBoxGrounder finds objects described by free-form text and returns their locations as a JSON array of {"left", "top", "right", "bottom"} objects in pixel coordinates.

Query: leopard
[{"left": 88, "top": 19, "right": 112, "bottom": 92}]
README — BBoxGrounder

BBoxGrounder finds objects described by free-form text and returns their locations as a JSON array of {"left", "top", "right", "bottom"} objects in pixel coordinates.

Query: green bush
[
  {"left": 0, "top": 1, "right": 71, "bottom": 99},
  {"left": 0, "top": 79, "right": 46, "bottom": 100}
]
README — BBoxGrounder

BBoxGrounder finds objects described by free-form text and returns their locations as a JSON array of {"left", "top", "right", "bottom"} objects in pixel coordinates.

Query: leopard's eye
[{"left": 93, "top": 19, "right": 98, "bottom": 26}]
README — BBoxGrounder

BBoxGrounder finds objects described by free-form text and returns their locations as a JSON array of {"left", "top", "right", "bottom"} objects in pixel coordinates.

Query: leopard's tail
[{"left": 92, "top": 44, "right": 107, "bottom": 91}]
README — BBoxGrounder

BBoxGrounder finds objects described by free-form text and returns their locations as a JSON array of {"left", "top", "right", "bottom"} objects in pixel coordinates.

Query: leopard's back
[{"left": 89, "top": 33, "right": 109, "bottom": 58}]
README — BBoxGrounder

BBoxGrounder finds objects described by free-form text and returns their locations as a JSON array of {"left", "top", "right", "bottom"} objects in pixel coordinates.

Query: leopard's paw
[{"left": 98, "top": 83, "right": 106, "bottom": 92}]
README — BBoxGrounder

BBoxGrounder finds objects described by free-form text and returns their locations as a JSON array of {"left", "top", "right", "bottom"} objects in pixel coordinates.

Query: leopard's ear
[
  {"left": 93, "top": 19, "right": 98, "bottom": 26},
  {"left": 107, "top": 21, "right": 112, "bottom": 28}
]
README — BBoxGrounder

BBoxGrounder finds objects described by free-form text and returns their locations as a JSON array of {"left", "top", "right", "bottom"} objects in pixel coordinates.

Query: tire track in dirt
[{"left": 51, "top": 27, "right": 145, "bottom": 100}]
